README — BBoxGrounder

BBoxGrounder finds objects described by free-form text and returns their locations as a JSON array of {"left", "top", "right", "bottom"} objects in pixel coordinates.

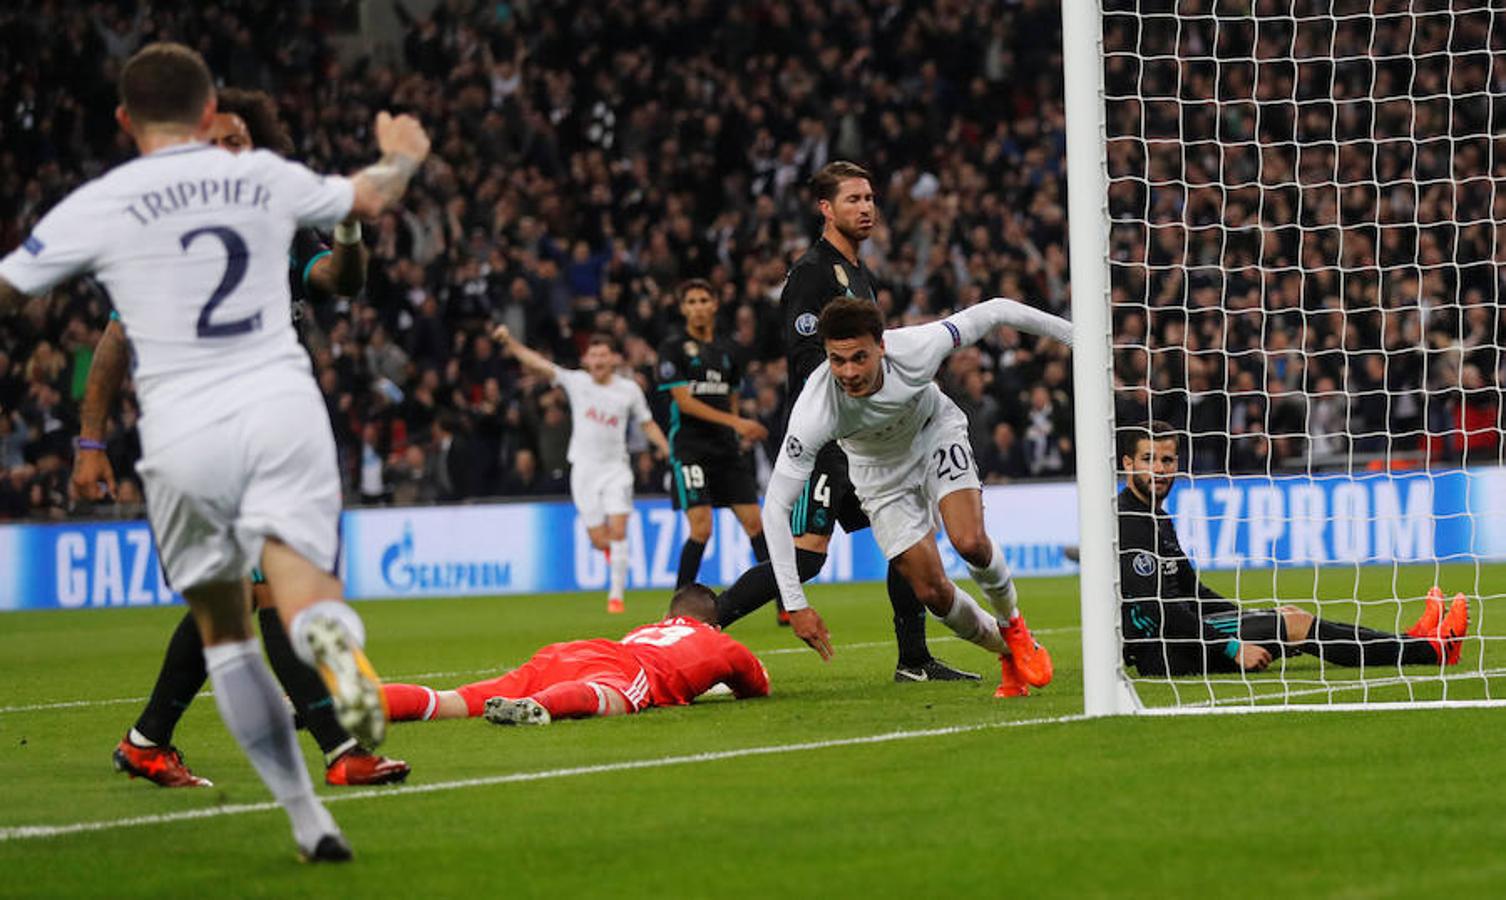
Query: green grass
[{"left": 1, "top": 568, "right": 1503, "bottom": 898}]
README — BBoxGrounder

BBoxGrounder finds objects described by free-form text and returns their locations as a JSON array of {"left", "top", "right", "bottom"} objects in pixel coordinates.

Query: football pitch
[{"left": 2, "top": 567, "right": 1504, "bottom": 898}]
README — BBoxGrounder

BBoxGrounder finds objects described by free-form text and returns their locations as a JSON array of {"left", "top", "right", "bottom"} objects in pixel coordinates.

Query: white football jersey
[
  {"left": 774, "top": 323, "right": 955, "bottom": 482},
  {"left": 0, "top": 142, "right": 352, "bottom": 449},
  {"left": 554, "top": 367, "right": 653, "bottom": 464}
]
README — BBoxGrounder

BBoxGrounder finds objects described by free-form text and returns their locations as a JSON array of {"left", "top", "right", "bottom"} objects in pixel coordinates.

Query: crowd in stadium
[
  {"left": 1, "top": 0, "right": 1497, "bottom": 522},
  {"left": 0, "top": 0, "right": 1075, "bottom": 520}
]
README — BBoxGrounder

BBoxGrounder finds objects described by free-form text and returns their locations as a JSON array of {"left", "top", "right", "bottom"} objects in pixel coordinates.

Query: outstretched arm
[
  {"left": 491, "top": 324, "right": 558, "bottom": 381},
  {"left": 70, "top": 317, "right": 127, "bottom": 500},
  {"left": 308, "top": 221, "right": 368, "bottom": 298},
  {"left": 949, "top": 297, "right": 1073, "bottom": 348},
  {"left": 762, "top": 470, "right": 833, "bottom": 660},
  {"left": 349, "top": 112, "right": 432, "bottom": 220}
]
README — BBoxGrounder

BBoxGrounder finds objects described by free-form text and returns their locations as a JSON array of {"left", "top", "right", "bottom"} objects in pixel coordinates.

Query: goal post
[
  {"left": 1063, "top": 0, "right": 1506, "bottom": 715},
  {"left": 1064, "top": 0, "right": 1136, "bottom": 717}
]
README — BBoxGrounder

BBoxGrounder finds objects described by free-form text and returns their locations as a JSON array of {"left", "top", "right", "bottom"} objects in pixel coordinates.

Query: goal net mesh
[{"left": 1100, "top": 0, "right": 1506, "bottom": 709}]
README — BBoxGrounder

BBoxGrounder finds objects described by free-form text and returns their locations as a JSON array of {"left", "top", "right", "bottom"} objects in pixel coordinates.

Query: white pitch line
[
  {"left": 0, "top": 628, "right": 1084, "bottom": 715},
  {"left": 0, "top": 712, "right": 1090, "bottom": 843}
]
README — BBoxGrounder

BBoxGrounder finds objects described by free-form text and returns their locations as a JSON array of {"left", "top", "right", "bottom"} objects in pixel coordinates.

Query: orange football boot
[
  {"left": 1442, "top": 594, "right": 1470, "bottom": 665},
  {"left": 1000, "top": 614, "right": 1053, "bottom": 687},
  {"left": 994, "top": 654, "right": 1029, "bottom": 698},
  {"left": 1405, "top": 586, "right": 1445, "bottom": 639}
]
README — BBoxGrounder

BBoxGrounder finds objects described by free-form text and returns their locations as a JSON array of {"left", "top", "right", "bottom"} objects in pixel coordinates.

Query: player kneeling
[
  {"left": 764, "top": 297, "right": 1075, "bottom": 697},
  {"left": 383, "top": 583, "right": 769, "bottom": 724}
]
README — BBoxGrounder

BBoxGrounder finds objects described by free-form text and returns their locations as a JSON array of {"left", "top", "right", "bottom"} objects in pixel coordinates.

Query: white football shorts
[
  {"left": 570, "top": 460, "right": 634, "bottom": 528},
  {"left": 851, "top": 408, "right": 981, "bottom": 560},
  {"left": 138, "top": 386, "right": 341, "bottom": 591}
]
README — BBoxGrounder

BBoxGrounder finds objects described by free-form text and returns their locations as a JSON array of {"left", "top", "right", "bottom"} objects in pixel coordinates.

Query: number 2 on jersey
[{"left": 181, "top": 226, "right": 261, "bottom": 338}]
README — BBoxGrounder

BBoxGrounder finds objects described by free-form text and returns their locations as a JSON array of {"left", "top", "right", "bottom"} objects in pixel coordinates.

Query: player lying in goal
[
  {"left": 1117, "top": 421, "right": 1470, "bottom": 676},
  {"left": 383, "top": 583, "right": 769, "bottom": 725},
  {"left": 763, "top": 296, "right": 1074, "bottom": 697}
]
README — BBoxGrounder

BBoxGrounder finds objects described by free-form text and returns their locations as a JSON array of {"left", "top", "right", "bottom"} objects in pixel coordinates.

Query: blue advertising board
[{"left": 6, "top": 469, "right": 1503, "bottom": 611}]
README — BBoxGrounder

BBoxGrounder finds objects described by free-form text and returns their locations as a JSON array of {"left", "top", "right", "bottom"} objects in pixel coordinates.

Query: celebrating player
[
  {"left": 764, "top": 297, "right": 1071, "bottom": 697},
  {"left": 72, "top": 88, "right": 405, "bottom": 790},
  {"left": 656, "top": 279, "right": 770, "bottom": 588},
  {"left": 1117, "top": 421, "right": 1469, "bottom": 676},
  {"left": 0, "top": 43, "right": 429, "bottom": 861},
  {"left": 493, "top": 325, "right": 669, "bottom": 613},
  {"left": 716, "top": 161, "right": 973, "bottom": 680},
  {"left": 383, "top": 583, "right": 769, "bottom": 724}
]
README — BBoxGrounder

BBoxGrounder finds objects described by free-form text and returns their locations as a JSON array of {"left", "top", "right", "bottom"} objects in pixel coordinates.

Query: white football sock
[
  {"left": 937, "top": 583, "right": 1007, "bottom": 654},
  {"left": 288, "top": 599, "right": 366, "bottom": 667},
  {"left": 967, "top": 540, "right": 1018, "bottom": 623},
  {"left": 127, "top": 727, "right": 157, "bottom": 748},
  {"left": 204, "top": 639, "right": 339, "bottom": 851},
  {"left": 608, "top": 539, "right": 629, "bottom": 600}
]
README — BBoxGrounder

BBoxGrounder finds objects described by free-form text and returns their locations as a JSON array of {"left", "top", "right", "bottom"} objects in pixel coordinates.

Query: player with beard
[
  {"left": 714, "top": 161, "right": 975, "bottom": 682},
  {"left": 1116, "top": 421, "right": 1468, "bottom": 676}
]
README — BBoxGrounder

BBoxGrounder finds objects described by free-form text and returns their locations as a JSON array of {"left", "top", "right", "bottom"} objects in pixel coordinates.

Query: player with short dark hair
[
  {"left": 1117, "top": 421, "right": 1469, "bottom": 676},
  {"left": 0, "top": 41, "right": 430, "bottom": 861},
  {"left": 764, "top": 296, "right": 1072, "bottom": 696},
  {"left": 715, "top": 160, "right": 975, "bottom": 682},
  {"left": 657, "top": 279, "right": 770, "bottom": 587},
  {"left": 73, "top": 88, "right": 401, "bottom": 790},
  {"left": 382, "top": 583, "right": 769, "bottom": 724}
]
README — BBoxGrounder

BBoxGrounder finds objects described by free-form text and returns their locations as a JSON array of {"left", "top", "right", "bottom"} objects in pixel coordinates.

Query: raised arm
[
  {"left": 491, "top": 324, "right": 558, "bottom": 381},
  {"left": 349, "top": 112, "right": 432, "bottom": 220},
  {"left": 70, "top": 317, "right": 128, "bottom": 500}
]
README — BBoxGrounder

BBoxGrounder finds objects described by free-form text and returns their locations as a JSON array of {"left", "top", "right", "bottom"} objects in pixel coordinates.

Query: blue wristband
[
  {"left": 76, "top": 438, "right": 107, "bottom": 451},
  {"left": 1223, "top": 639, "right": 1241, "bottom": 661}
]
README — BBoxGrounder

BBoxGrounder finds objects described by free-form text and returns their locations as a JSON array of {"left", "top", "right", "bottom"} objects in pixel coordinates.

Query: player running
[
  {"left": 0, "top": 43, "right": 428, "bottom": 862},
  {"left": 492, "top": 325, "right": 669, "bottom": 613},
  {"left": 765, "top": 297, "right": 1072, "bottom": 697},
  {"left": 72, "top": 88, "right": 406, "bottom": 790},
  {"left": 715, "top": 161, "right": 973, "bottom": 680},
  {"left": 1117, "top": 421, "right": 1470, "bottom": 676},
  {"left": 656, "top": 279, "right": 770, "bottom": 587},
  {"left": 382, "top": 583, "right": 769, "bottom": 723}
]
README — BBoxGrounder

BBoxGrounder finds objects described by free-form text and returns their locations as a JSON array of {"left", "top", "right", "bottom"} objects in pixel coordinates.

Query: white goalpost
[{"left": 1065, "top": 0, "right": 1506, "bottom": 715}]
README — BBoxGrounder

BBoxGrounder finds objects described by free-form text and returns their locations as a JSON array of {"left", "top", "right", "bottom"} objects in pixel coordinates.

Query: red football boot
[
  {"left": 1000, "top": 614, "right": 1053, "bottom": 688},
  {"left": 1442, "top": 594, "right": 1470, "bottom": 666},
  {"left": 1405, "top": 586, "right": 1445, "bottom": 639},
  {"left": 325, "top": 748, "right": 411, "bottom": 786},
  {"left": 994, "top": 654, "right": 1029, "bottom": 698},
  {"left": 112, "top": 736, "right": 213, "bottom": 787}
]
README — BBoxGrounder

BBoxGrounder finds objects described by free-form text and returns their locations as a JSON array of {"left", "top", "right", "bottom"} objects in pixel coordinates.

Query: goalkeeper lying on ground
[{"left": 1114, "top": 421, "right": 1469, "bottom": 676}]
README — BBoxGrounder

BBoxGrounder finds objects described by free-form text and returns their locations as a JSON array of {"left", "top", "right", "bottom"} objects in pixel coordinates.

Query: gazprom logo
[{"left": 380, "top": 521, "right": 511, "bottom": 592}]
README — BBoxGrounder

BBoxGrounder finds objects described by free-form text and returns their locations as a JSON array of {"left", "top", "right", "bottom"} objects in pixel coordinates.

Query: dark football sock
[
  {"left": 259, "top": 607, "right": 353, "bottom": 758},
  {"left": 677, "top": 538, "right": 708, "bottom": 588},
  {"left": 888, "top": 563, "right": 932, "bottom": 668},
  {"left": 133, "top": 611, "right": 209, "bottom": 746},
  {"left": 1301, "top": 618, "right": 1439, "bottom": 667},
  {"left": 716, "top": 549, "right": 827, "bottom": 626},
  {"left": 750, "top": 533, "right": 769, "bottom": 563}
]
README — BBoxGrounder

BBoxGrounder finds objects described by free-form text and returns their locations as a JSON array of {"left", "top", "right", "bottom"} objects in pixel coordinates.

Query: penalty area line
[{"left": 0, "top": 712, "right": 1090, "bottom": 843}]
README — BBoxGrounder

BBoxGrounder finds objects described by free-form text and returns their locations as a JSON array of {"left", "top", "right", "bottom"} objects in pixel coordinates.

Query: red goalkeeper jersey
[{"left": 619, "top": 616, "right": 770, "bottom": 706}]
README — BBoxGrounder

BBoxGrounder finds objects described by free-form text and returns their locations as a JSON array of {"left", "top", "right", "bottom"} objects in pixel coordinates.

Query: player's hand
[
  {"left": 1237, "top": 644, "right": 1271, "bottom": 672},
  {"left": 491, "top": 324, "right": 513, "bottom": 347},
  {"left": 69, "top": 448, "right": 116, "bottom": 502},
  {"left": 789, "top": 608, "right": 832, "bottom": 661},
  {"left": 733, "top": 419, "right": 769, "bottom": 442},
  {"left": 375, "top": 111, "right": 431, "bottom": 163}
]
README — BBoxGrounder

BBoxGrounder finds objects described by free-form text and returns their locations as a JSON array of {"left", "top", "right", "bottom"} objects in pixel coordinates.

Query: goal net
[{"left": 1064, "top": 0, "right": 1506, "bottom": 714}]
